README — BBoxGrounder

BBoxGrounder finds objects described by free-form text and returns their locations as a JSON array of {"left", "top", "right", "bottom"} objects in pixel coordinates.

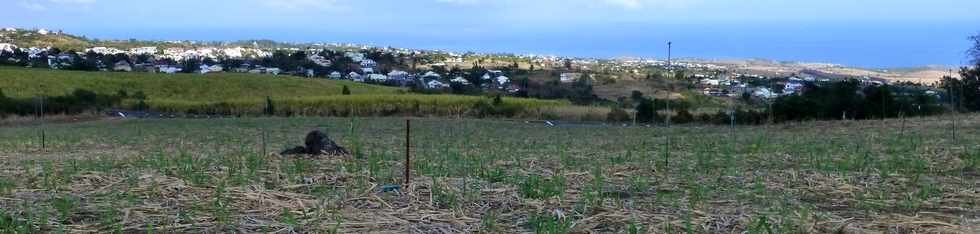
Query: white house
[
  {"left": 388, "top": 70, "right": 409, "bottom": 80},
  {"left": 488, "top": 70, "right": 504, "bottom": 77},
  {"left": 422, "top": 71, "right": 441, "bottom": 79},
  {"left": 427, "top": 80, "right": 449, "bottom": 89},
  {"left": 27, "top": 47, "right": 48, "bottom": 59},
  {"left": 129, "top": 47, "right": 158, "bottom": 55},
  {"left": 0, "top": 43, "right": 17, "bottom": 53},
  {"left": 753, "top": 87, "right": 775, "bottom": 98},
  {"left": 560, "top": 73, "right": 580, "bottom": 83},
  {"left": 360, "top": 59, "right": 377, "bottom": 68},
  {"left": 87, "top": 47, "right": 126, "bottom": 55},
  {"left": 329, "top": 71, "right": 343, "bottom": 79},
  {"left": 450, "top": 76, "right": 470, "bottom": 85},
  {"left": 496, "top": 76, "right": 510, "bottom": 86},
  {"left": 349, "top": 72, "right": 363, "bottom": 82},
  {"left": 113, "top": 61, "right": 132, "bottom": 72},
  {"left": 308, "top": 54, "right": 333, "bottom": 67},
  {"left": 367, "top": 74, "right": 388, "bottom": 82},
  {"left": 444, "top": 56, "right": 463, "bottom": 63},
  {"left": 702, "top": 79, "right": 721, "bottom": 86},
  {"left": 37, "top": 29, "right": 49, "bottom": 35},
  {"left": 783, "top": 79, "right": 804, "bottom": 95},
  {"left": 159, "top": 66, "right": 182, "bottom": 74},
  {"left": 47, "top": 53, "right": 75, "bottom": 69},
  {"left": 266, "top": 68, "right": 281, "bottom": 75},
  {"left": 345, "top": 52, "right": 365, "bottom": 62}
]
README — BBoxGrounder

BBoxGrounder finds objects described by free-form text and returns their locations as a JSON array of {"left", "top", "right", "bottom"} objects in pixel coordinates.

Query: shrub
[
  {"left": 606, "top": 107, "right": 631, "bottom": 122},
  {"left": 634, "top": 99, "right": 656, "bottom": 123},
  {"left": 674, "top": 109, "right": 695, "bottom": 124}
]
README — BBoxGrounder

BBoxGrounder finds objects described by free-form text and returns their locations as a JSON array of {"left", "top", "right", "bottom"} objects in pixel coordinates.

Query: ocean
[{"left": 78, "top": 21, "right": 976, "bottom": 68}]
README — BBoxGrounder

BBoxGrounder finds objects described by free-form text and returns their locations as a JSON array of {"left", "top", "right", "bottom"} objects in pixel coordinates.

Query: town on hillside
[{"left": 0, "top": 27, "right": 950, "bottom": 111}]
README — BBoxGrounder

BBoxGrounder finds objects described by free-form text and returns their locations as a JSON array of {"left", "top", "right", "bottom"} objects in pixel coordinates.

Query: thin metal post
[
  {"left": 664, "top": 135, "right": 671, "bottom": 170},
  {"left": 666, "top": 41, "right": 672, "bottom": 127},
  {"left": 261, "top": 129, "right": 267, "bottom": 156},
  {"left": 879, "top": 88, "right": 885, "bottom": 121},
  {"left": 632, "top": 110, "right": 637, "bottom": 127},
  {"left": 899, "top": 112, "right": 906, "bottom": 137},
  {"left": 404, "top": 119, "right": 412, "bottom": 186}
]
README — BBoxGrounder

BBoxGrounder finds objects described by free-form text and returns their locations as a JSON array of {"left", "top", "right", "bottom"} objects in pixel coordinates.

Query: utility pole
[
  {"left": 663, "top": 41, "right": 673, "bottom": 171},
  {"left": 769, "top": 80, "right": 775, "bottom": 123}
]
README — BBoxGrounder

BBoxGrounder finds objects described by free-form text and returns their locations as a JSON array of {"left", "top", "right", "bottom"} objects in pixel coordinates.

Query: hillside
[
  {"left": 702, "top": 59, "right": 957, "bottom": 84},
  {"left": 0, "top": 66, "right": 401, "bottom": 102},
  {"left": 0, "top": 66, "right": 577, "bottom": 119}
]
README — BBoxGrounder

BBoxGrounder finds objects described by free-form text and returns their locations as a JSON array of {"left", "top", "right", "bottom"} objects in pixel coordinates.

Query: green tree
[
  {"left": 607, "top": 107, "right": 631, "bottom": 122},
  {"left": 863, "top": 85, "right": 897, "bottom": 118},
  {"left": 264, "top": 96, "right": 275, "bottom": 116},
  {"left": 942, "top": 67, "right": 980, "bottom": 111},
  {"left": 342, "top": 85, "right": 351, "bottom": 95},
  {"left": 181, "top": 59, "right": 200, "bottom": 73},
  {"left": 634, "top": 99, "right": 656, "bottom": 123},
  {"left": 630, "top": 90, "right": 644, "bottom": 103},
  {"left": 940, "top": 33, "right": 980, "bottom": 112},
  {"left": 969, "top": 33, "right": 980, "bottom": 64}
]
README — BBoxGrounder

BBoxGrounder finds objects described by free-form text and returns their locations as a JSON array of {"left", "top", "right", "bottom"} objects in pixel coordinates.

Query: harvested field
[{"left": 0, "top": 115, "right": 978, "bottom": 233}]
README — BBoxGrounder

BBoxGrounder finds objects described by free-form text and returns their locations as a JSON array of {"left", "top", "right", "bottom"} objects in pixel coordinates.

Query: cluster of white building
[{"left": 156, "top": 47, "right": 272, "bottom": 61}]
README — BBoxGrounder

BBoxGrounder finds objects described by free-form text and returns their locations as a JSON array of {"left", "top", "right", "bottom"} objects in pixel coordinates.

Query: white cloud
[
  {"left": 603, "top": 0, "right": 642, "bottom": 9},
  {"left": 436, "top": 0, "right": 480, "bottom": 5},
  {"left": 600, "top": 0, "right": 702, "bottom": 10},
  {"left": 256, "top": 0, "right": 341, "bottom": 10},
  {"left": 432, "top": 0, "right": 701, "bottom": 10},
  {"left": 18, "top": 1, "right": 47, "bottom": 10},
  {"left": 49, "top": 0, "right": 96, "bottom": 3},
  {"left": 18, "top": 0, "right": 96, "bottom": 10}
]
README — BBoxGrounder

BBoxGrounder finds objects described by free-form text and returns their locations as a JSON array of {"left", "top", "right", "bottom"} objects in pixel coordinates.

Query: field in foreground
[{"left": 0, "top": 115, "right": 978, "bottom": 233}]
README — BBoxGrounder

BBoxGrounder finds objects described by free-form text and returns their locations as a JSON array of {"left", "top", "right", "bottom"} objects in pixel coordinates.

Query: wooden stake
[{"left": 404, "top": 119, "right": 412, "bottom": 186}]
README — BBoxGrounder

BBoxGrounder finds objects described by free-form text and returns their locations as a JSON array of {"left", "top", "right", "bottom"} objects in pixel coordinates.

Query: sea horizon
[{"left": 6, "top": 21, "right": 977, "bottom": 69}]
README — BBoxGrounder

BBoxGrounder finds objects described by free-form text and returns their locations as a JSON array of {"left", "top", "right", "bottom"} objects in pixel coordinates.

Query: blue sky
[{"left": 5, "top": 0, "right": 980, "bottom": 67}]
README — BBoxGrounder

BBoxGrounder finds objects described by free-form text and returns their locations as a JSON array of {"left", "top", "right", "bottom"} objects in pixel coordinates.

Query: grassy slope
[
  {"left": 0, "top": 66, "right": 575, "bottom": 118},
  {"left": 0, "top": 66, "right": 400, "bottom": 102}
]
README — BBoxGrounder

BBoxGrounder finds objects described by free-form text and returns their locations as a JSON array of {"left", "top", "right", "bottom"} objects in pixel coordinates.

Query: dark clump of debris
[{"left": 281, "top": 130, "right": 350, "bottom": 156}]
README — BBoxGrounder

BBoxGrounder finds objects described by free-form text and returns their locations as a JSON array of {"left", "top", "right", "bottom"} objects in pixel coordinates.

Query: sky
[{"left": 4, "top": 0, "right": 980, "bottom": 68}]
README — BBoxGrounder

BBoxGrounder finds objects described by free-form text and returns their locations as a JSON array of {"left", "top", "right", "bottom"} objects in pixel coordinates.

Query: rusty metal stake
[{"left": 404, "top": 119, "right": 411, "bottom": 186}]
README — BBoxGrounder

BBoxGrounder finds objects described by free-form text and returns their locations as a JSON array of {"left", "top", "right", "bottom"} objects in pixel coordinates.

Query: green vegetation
[
  {"left": 0, "top": 66, "right": 572, "bottom": 118},
  {"left": 0, "top": 115, "right": 977, "bottom": 232},
  {"left": 773, "top": 80, "right": 943, "bottom": 121},
  {"left": 0, "top": 66, "right": 399, "bottom": 101}
]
